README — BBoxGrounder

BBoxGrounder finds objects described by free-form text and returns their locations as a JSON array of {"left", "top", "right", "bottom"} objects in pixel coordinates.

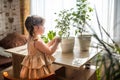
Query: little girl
[{"left": 20, "top": 15, "right": 61, "bottom": 80}]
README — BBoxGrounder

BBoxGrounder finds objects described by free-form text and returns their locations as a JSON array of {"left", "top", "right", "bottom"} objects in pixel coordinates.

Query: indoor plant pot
[
  {"left": 61, "top": 37, "right": 75, "bottom": 53},
  {"left": 55, "top": 9, "right": 75, "bottom": 53},
  {"left": 71, "top": 0, "right": 93, "bottom": 52},
  {"left": 78, "top": 34, "right": 92, "bottom": 51}
]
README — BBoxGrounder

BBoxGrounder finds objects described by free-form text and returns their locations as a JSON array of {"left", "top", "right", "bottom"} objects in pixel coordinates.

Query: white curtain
[
  {"left": 30, "top": 0, "right": 76, "bottom": 34},
  {"left": 88, "top": 0, "right": 114, "bottom": 42},
  {"left": 30, "top": 0, "right": 114, "bottom": 42},
  {"left": 113, "top": 0, "right": 120, "bottom": 46}
]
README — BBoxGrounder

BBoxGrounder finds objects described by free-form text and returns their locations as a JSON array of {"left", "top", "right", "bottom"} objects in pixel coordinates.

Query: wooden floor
[
  {"left": 0, "top": 66, "right": 13, "bottom": 80},
  {"left": 0, "top": 65, "right": 97, "bottom": 80},
  {"left": 0, "top": 65, "right": 65, "bottom": 80}
]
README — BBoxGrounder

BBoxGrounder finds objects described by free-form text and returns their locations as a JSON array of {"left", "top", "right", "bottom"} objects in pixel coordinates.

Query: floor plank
[{"left": 0, "top": 66, "right": 13, "bottom": 80}]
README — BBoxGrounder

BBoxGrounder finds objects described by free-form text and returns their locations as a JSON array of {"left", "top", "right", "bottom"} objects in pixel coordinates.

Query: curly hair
[{"left": 25, "top": 15, "right": 45, "bottom": 37}]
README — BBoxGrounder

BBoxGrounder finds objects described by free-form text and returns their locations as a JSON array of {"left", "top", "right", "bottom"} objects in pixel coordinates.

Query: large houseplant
[
  {"left": 55, "top": 9, "right": 75, "bottom": 53},
  {"left": 71, "top": 0, "right": 93, "bottom": 51},
  {"left": 86, "top": 8, "right": 120, "bottom": 80},
  {"left": 87, "top": 22, "right": 120, "bottom": 80}
]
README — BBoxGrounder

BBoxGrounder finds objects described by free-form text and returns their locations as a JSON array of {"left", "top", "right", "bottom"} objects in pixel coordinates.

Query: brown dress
[{"left": 20, "top": 38, "right": 55, "bottom": 79}]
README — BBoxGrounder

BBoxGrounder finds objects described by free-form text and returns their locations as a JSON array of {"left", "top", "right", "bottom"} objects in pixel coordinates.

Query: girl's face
[
  {"left": 34, "top": 25, "right": 45, "bottom": 35},
  {"left": 39, "top": 25, "right": 45, "bottom": 35}
]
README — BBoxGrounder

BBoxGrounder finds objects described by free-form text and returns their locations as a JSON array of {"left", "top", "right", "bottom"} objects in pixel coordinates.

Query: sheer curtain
[
  {"left": 89, "top": 0, "right": 114, "bottom": 42},
  {"left": 30, "top": 0, "right": 76, "bottom": 34},
  {"left": 114, "top": 0, "right": 120, "bottom": 46},
  {"left": 30, "top": 0, "right": 114, "bottom": 42}
]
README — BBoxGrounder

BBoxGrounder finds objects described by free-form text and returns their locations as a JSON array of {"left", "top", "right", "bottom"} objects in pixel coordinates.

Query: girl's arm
[
  {"left": 34, "top": 38, "right": 61, "bottom": 55},
  {"left": 47, "top": 39, "right": 55, "bottom": 47}
]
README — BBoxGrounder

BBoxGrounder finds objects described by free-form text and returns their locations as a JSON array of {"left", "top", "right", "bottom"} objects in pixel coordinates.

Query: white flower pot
[
  {"left": 61, "top": 37, "right": 75, "bottom": 53},
  {"left": 78, "top": 35, "right": 92, "bottom": 52}
]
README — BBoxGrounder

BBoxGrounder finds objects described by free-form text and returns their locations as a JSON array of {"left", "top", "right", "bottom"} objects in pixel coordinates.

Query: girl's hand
[{"left": 55, "top": 37, "right": 61, "bottom": 43}]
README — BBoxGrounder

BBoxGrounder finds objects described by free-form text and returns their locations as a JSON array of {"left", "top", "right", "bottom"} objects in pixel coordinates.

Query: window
[
  {"left": 30, "top": 0, "right": 114, "bottom": 42},
  {"left": 30, "top": 0, "right": 76, "bottom": 34},
  {"left": 89, "top": 0, "right": 114, "bottom": 42}
]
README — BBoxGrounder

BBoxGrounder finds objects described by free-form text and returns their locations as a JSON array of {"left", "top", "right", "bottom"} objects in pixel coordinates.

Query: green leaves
[
  {"left": 86, "top": 4, "right": 120, "bottom": 80},
  {"left": 54, "top": 0, "right": 93, "bottom": 36},
  {"left": 86, "top": 16, "right": 120, "bottom": 80},
  {"left": 71, "top": 0, "right": 93, "bottom": 35},
  {"left": 47, "top": 30, "right": 56, "bottom": 40},
  {"left": 41, "top": 35, "right": 49, "bottom": 43},
  {"left": 88, "top": 7, "right": 93, "bottom": 12},
  {"left": 77, "top": 0, "right": 87, "bottom": 3},
  {"left": 55, "top": 9, "right": 72, "bottom": 37},
  {"left": 41, "top": 30, "right": 56, "bottom": 43}
]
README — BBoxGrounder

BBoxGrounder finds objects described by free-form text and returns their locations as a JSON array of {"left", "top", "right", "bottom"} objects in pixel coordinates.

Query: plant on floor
[
  {"left": 92, "top": 26, "right": 120, "bottom": 80},
  {"left": 41, "top": 30, "right": 56, "bottom": 43},
  {"left": 86, "top": 8, "right": 120, "bottom": 80}
]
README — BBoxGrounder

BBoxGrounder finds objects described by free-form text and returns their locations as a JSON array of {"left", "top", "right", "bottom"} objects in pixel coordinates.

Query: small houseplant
[
  {"left": 41, "top": 30, "right": 56, "bottom": 43},
  {"left": 54, "top": 9, "right": 75, "bottom": 53},
  {"left": 71, "top": 0, "right": 93, "bottom": 51},
  {"left": 72, "top": 0, "right": 93, "bottom": 35}
]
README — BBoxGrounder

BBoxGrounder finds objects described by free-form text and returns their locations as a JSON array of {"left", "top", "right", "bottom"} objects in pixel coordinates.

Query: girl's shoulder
[{"left": 34, "top": 38, "right": 46, "bottom": 46}]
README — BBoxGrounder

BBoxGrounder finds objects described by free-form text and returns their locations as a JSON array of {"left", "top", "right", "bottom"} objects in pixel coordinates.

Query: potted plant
[
  {"left": 86, "top": 9, "right": 120, "bottom": 80},
  {"left": 88, "top": 22, "right": 120, "bottom": 80},
  {"left": 54, "top": 9, "right": 75, "bottom": 53},
  {"left": 71, "top": 0, "right": 93, "bottom": 51}
]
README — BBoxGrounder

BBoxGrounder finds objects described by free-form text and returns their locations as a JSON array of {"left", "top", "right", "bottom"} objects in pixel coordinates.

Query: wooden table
[{"left": 5, "top": 43, "right": 100, "bottom": 79}]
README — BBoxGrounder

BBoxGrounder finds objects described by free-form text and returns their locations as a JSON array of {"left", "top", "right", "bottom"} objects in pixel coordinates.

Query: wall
[{"left": 0, "top": 0, "right": 21, "bottom": 40}]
